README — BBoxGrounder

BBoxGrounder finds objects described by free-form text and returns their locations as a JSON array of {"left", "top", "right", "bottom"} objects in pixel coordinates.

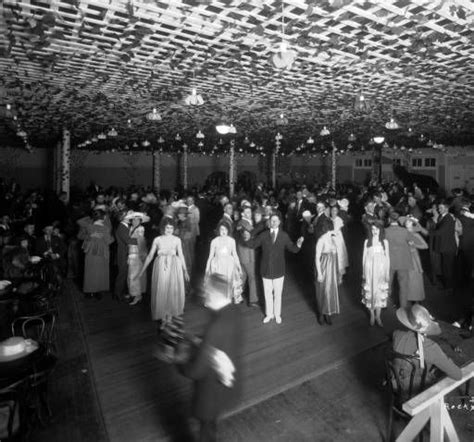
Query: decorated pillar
[
  {"left": 272, "top": 139, "right": 281, "bottom": 189},
  {"left": 229, "top": 139, "right": 236, "bottom": 198},
  {"left": 54, "top": 140, "right": 62, "bottom": 193},
  {"left": 152, "top": 150, "right": 161, "bottom": 194},
  {"left": 331, "top": 141, "right": 337, "bottom": 189},
  {"left": 182, "top": 143, "right": 188, "bottom": 190},
  {"left": 61, "top": 128, "right": 70, "bottom": 201}
]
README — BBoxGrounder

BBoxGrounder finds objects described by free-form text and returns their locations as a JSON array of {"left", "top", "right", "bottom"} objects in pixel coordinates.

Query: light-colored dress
[
  {"left": 127, "top": 225, "right": 147, "bottom": 298},
  {"left": 206, "top": 236, "right": 243, "bottom": 303},
  {"left": 78, "top": 217, "right": 114, "bottom": 293},
  {"left": 407, "top": 232, "right": 428, "bottom": 302},
  {"left": 150, "top": 235, "right": 186, "bottom": 321},
  {"left": 315, "top": 232, "right": 341, "bottom": 315},
  {"left": 362, "top": 239, "right": 390, "bottom": 309},
  {"left": 331, "top": 216, "right": 349, "bottom": 275}
]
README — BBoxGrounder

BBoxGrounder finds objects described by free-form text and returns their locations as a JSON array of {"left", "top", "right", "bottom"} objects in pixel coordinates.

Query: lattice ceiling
[{"left": 0, "top": 0, "right": 473, "bottom": 152}]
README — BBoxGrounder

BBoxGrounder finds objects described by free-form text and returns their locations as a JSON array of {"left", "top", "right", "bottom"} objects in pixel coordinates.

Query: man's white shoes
[
  {"left": 275, "top": 316, "right": 282, "bottom": 324},
  {"left": 263, "top": 316, "right": 274, "bottom": 324}
]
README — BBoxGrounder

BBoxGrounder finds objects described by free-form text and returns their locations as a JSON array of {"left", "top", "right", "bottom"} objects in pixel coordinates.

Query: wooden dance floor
[{"left": 76, "top": 269, "right": 387, "bottom": 442}]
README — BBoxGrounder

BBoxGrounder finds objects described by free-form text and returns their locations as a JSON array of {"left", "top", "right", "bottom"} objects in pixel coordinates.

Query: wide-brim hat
[
  {"left": 124, "top": 211, "right": 150, "bottom": 223},
  {"left": 396, "top": 305, "right": 441, "bottom": 336},
  {"left": 0, "top": 337, "right": 38, "bottom": 362},
  {"left": 302, "top": 210, "right": 313, "bottom": 219},
  {"left": 338, "top": 198, "right": 349, "bottom": 209}
]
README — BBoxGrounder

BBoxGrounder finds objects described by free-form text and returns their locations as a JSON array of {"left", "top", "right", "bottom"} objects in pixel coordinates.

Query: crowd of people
[{"left": 1, "top": 175, "right": 473, "bottom": 440}]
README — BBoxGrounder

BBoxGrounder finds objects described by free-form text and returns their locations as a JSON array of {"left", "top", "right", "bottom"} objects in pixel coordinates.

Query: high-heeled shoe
[{"left": 129, "top": 296, "right": 142, "bottom": 306}]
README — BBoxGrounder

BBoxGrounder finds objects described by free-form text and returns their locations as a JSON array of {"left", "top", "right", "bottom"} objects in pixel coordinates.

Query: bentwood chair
[
  {"left": 0, "top": 377, "right": 29, "bottom": 441},
  {"left": 12, "top": 311, "right": 57, "bottom": 355},
  {"left": 385, "top": 350, "right": 428, "bottom": 442}
]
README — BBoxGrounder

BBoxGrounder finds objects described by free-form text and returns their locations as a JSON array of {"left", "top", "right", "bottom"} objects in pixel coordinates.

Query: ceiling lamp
[
  {"left": 427, "top": 139, "right": 434, "bottom": 147},
  {"left": 132, "top": 142, "right": 138, "bottom": 148},
  {"left": 348, "top": 133, "right": 356, "bottom": 142},
  {"left": 196, "top": 130, "right": 205, "bottom": 139},
  {"left": 6, "top": 104, "right": 11, "bottom": 111},
  {"left": 275, "top": 132, "right": 283, "bottom": 141},
  {"left": 271, "top": 2, "right": 297, "bottom": 70},
  {"left": 244, "top": 135, "right": 250, "bottom": 144},
  {"left": 320, "top": 126, "right": 330, "bottom": 136},
  {"left": 108, "top": 128, "right": 118, "bottom": 137},
  {"left": 184, "top": 87, "right": 204, "bottom": 106},
  {"left": 307, "top": 136, "right": 314, "bottom": 144},
  {"left": 198, "top": 141, "right": 204, "bottom": 148},
  {"left": 127, "top": 119, "right": 132, "bottom": 128},
  {"left": 16, "top": 129, "right": 27, "bottom": 138},
  {"left": 373, "top": 136, "right": 385, "bottom": 144},
  {"left": 419, "top": 134, "right": 425, "bottom": 142},
  {"left": 147, "top": 108, "right": 162, "bottom": 121},
  {"left": 249, "top": 141, "right": 256, "bottom": 148},
  {"left": 216, "top": 124, "right": 229, "bottom": 135},
  {"left": 382, "top": 141, "right": 389, "bottom": 148},
  {"left": 157, "top": 136, "right": 165, "bottom": 144},
  {"left": 175, "top": 133, "right": 181, "bottom": 141},
  {"left": 385, "top": 118, "right": 399, "bottom": 130},
  {"left": 276, "top": 113, "right": 288, "bottom": 125},
  {"left": 228, "top": 124, "right": 237, "bottom": 134},
  {"left": 354, "top": 91, "right": 370, "bottom": 112},
  {"left": 407, "top": 127, "right": 414, "bottom": 137},
  {"left": 142, "top": 140, "right": 150, "bottom": 147},
  {"left": 92, "top": 136, "right": 98, "bottom": 143}
]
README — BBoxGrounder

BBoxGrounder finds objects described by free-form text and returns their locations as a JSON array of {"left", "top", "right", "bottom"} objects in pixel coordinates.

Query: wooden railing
[{"left": 396, "top": 362, "right": 474, "bottom": 442}]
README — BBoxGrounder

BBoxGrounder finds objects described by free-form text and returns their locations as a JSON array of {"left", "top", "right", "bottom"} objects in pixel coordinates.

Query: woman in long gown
[
  {"left": 138, "top": 218, "right": 189, "bottom": 326},
  {"left": 126, "top": 212, "right": 149, "bottom": 306},
  {"left": 315, "top": 219, "right": 341, "bottom": 325},
  {"left": 205, "top": 221, "right": 243, "bottom": 303},
  {"left": 404, "top": 216, "right": 428, "bottom": 304},
  {"left": 330, "top": 205, "right": 349, "bottom": 277},
  {"left": 77, "top": 209, "right": 114, "bottom": 299},
  {"left": 362, "top": 220, "right": 390, "bottom": 326}
]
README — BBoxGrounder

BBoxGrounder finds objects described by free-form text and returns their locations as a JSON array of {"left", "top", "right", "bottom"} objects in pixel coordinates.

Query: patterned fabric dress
[
  {"left": 150, "top": 235, "right": 186, "bottom": 321},
  {"left": 332, "top": 216, "right": 349, "bottom": 276},
  {"left": 362, "top": 239, "right": 390, "bottom": 309},
  {"left": 407, "top": 232, "right": 427, "bottom": 302},
  {"left": 315, "top": 233, "right": 341, "bottom": 315},
  {"left": 206, "top": 236, "right": 243, "bottom": 303}
]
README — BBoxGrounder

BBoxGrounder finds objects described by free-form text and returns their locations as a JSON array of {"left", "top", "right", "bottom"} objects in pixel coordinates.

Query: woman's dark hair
[
  {"left": 367, "top": 220, "right": 386, "bottom": 249},
  {"left": 216, "top": 221, "right": 230, "bottom": 235},
  {"left": 160, "top": 216, "right": 176, "bottom": 234},
  {"left": 320, "top": 217, "right": 334, "bottom": 236},
  {"left": 92, "top": 209, "right": 105, "bottom": 221}
]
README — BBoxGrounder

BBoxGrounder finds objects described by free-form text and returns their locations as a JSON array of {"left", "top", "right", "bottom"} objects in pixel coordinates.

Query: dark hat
[{"left": 389, "top": 211, "right": 400, "bottom": 222}]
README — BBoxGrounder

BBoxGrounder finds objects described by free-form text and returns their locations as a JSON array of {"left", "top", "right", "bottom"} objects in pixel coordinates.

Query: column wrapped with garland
[
  {"left": 273, "top": 133, "right": 282, "bottom": 189},
  {"left": 229, "top": 139, "right": 236, "bottom": 198},
  {"left": 152, "top": 150, "right": 161, "bottom": 195},
  {"left": 54, "top": 140, "right": 62, "bottom": 193},
  {"left": 331, "top": 141, "right": 337, "bottom": 190},
  {"left": 61, "top": 128, "right": 71, "bottom": 201},
  {"left": 182, "top": 143, "right": 188, "bottom": 190}
]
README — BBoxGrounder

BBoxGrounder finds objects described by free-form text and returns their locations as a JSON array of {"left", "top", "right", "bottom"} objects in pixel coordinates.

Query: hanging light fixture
[
  {"left": 147, "top": 108, "right": 162, "bottom": 121},
  {"left": 97, "top": 132, "right": 107, "bottom": 140},
  {"left": 184, "top": 71, "right": 205, "bottom": 106},
  {"left": 385, "top": 118, "right": 399, "bottom": 130},
  {"left": 307, "top": 136, "right": 314, "bottom": 144},
  {"left": 158, "top": 136, "right": 165, "bottom": 144},
  {"left": 142, "top": 140, "right": 150, "bottom": 147},
  {"left": 275, "top": 132, "right": 283, "bottom": 141},
  {"left": 276, "top": 113, "right": 288, "bottom": 125},
  {"left": 249, "top": 141, "right": 256, "bottom": 148},
  {"left": 320, "top": 126, "right": 330, "bottom": 136},
  {"left": 132, "top": 142, "right": 138, "bottom": 148},
  {"left": 196, "top": 130, "right": 205, "bottom": 139},
  {"left": 373, "top": 136, "right": 385, "bottom": 144},
  {"left": 198, "top": 141, "right": 204, "bottom": 148},
  {"left": 348, "top": 133, "right": 356, "bottom": 142},
  {"left": 354, "top": 90, "right": 371, "bottom": 112},
  {"left": 108, "top": 128, "right": 118, "bottom": 137},
  {"left": 271, "top": 1, "right": 297, "bottom": 70},
  {"left": 175, "top": 133, "right": 181, "bottom": 141}
]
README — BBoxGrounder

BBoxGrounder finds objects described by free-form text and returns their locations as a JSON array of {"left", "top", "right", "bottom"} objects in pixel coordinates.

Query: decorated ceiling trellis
[{"left": 0, "top": 0, "right": 473, "bottom": 153}]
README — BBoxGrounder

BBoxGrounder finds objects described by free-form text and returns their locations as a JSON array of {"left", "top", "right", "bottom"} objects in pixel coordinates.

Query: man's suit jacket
[
  {"left": 35, "top": 235, "right": 66, "bottom": 258},
  {"left": 295, "top": 198, "right": 310, "bottom": 219},
  {"left": 115, "top": 222, "right": 136, "bottom": 266},
  {"left": 459, "top": 213, "right": 474, "bottom": 252},
  {"left": 432, "top": 214, "right": 457, "bottom": 254},
  {"left": 385, "top": 224, "right": 415, "bottom": 270},
  {"left": 248, "top": 228, "right": 299, "bottom": 279},
  {"left": 235, "top": 218, "right": 255, "bottom": 264},
  {"left": 182, "top": 303, "right": 242, "bottom": 420},
  {"left": 188, "top": 205, "right": 200, "bottom": 238}
]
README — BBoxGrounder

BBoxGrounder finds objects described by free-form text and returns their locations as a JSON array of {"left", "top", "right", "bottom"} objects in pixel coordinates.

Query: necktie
[{"left": 272, "top": 230, "right": 277, "bottom": 243}]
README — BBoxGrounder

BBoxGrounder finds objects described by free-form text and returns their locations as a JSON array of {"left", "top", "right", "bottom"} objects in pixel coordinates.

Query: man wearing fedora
[
  {"left": 385, "top": 211, "right": 416, "bottom": 308},
  {"left": 180, "top": 274, "right": 242, "bottom": 442},
  {"left": 393, "top": 305, "right": 462, "bottom": 393}
]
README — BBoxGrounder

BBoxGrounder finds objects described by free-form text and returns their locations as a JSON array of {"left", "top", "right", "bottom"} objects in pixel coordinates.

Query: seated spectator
[{"left": 392, "top": 305, "right": 462, "bottom": 396}]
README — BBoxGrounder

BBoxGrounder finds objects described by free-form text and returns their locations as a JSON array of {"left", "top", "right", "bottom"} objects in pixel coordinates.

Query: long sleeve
[
  {"left": 411, "top": 232, "right": 428, "bottom": 250},
  {"left": 283, "top": 232, "right": 300, "bottom": 253},
  {"left": 116, "top": 224, "right": 137, "bottom": 246},
  {"left": 425, "top": 339, "right": 462, "bottom": 381}
]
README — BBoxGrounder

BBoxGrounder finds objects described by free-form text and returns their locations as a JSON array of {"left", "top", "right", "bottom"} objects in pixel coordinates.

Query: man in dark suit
[
  {"left": 432, "top": 200, "right": 457, "bottom": 290},
  {"left": 35, "top": 224, "right": 66, "bottom": 261},
  {"left": 235, "top": 205, "right": 258, "bottom": 307},
  {"left": 181, "top": 274, "right": 242, "bottom": 442},
  {"left": 244, "top": 214, "right": 303, "bottom": 324},
  {"left": 385, "top": 211, "right": 416, "bottom": 308},
  {"left": 312, "top": 200, "right": 331, "bottom": 243},
  {"left": 218, "top": 203, "right": 234, "bottom": 237},
  {"left": 114, "top": 211, "right": 136, "bottom": 301}
]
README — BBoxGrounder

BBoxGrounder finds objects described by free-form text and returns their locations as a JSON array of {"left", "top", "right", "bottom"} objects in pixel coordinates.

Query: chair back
[
  {"left": 11, "top": 316, "right": 46, "bottom": 343},
  {"left": 386, "top": 350, "right": 428, "bottom": 409}
]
